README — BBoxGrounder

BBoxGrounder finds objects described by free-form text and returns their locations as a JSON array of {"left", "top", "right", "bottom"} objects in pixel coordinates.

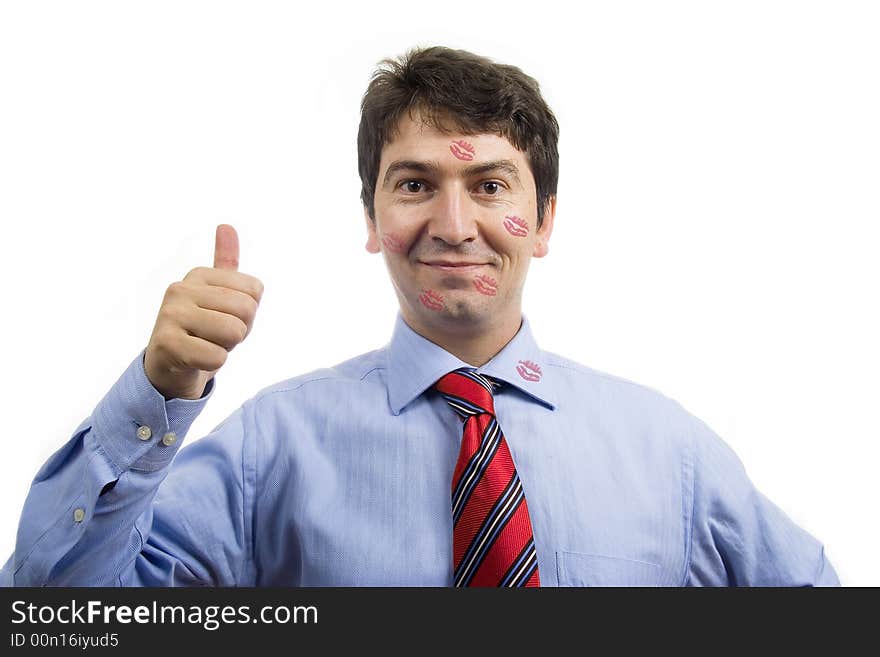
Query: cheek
[
  {"left": 381, "top": 231, "right": 408, "bottom": 254},
  {"left": 502, "top": 214, "right": 529, "bottom": 238}
]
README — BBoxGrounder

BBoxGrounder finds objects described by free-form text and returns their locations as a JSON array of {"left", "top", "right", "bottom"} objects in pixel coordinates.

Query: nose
[{"left": 426, "top": 185, "right": 478, "bottom": 246}]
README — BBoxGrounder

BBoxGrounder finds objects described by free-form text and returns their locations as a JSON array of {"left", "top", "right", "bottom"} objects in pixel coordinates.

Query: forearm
[{"left": 2, "top": 350, "right": 212, "bottom": 586}]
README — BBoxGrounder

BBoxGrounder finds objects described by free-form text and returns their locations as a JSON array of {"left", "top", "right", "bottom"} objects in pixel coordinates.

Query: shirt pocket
[{"left": 556, "top": 550, "right": 664, "bottom": 587}]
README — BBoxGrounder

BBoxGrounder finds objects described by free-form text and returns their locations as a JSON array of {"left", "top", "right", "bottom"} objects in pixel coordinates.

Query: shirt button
[
  {"left": 73, "top": 508, "right": 85, "bottom": 523},
  {"left": 137, "top": 425, "right": 152, "bottom": 441},
  {"left": 162, "top": 432, "right": 177, "bottom": 446}
]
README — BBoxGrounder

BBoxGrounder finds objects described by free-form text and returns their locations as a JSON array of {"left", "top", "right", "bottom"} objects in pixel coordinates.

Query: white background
[{"left": 0, "top": 1, "right": 876, "bottom": 585}]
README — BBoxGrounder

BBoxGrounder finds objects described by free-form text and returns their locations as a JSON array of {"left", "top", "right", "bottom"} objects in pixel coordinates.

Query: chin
[
  {"left": 442, "top": 301, "right": 484, "bottom": 322},
  {"left": 422, "top": 294, "right": 493, "bottom": 326}
]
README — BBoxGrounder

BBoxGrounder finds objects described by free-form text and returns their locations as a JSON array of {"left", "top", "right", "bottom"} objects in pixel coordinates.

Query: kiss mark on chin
[
  {"left": 419, "top": 288, "right": 444, "bottom": 311},
  {"left": 381, "top": 233, "right": 406, "bottom": 254},
  {"left": 516, "top": 359, "right": 542, "bottom": 382},
  {"left": 503, "top": 215, "right": 529, "bottom": 237},
  {"left": 473, "top": 274, "right": 498, "bottom": 296},
  {"left": 449, "top": 140, "right": 475, "bottom": 161}
]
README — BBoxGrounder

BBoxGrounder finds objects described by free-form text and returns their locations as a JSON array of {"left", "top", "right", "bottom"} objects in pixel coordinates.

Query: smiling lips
[
  {"left": 473, "top": 274, "right": 498, "bottom": 296},
  {"left": 449, "top": 140, "right": 475, "bottom": 161},
  {"left": 422, "top": 260, "right": 487, "bottom": 272},
  {"left": 419, "top": 288, "right": 444, "bottom": 311},
  {"left": 503, "top": 215, "right": 529, "bottom": 237}
]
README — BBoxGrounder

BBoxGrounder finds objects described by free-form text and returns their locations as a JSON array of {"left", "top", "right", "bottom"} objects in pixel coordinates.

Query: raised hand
[{"left": 143, "top": 224, "right": 263, "bottom": 400}]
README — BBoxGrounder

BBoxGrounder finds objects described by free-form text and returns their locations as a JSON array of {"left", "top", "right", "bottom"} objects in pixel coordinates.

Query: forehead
[{"left": 379, "top": 112, "right": 531, "bottom": 176}]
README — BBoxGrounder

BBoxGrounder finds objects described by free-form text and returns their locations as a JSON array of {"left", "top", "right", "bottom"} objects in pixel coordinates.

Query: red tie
[{"left": 435, "top": 368, "right": 541, "bottom": 587}]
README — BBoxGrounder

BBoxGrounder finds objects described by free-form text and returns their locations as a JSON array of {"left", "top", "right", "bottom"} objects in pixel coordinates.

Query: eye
[
  {"left": 479, "top": 181, "right": 503, "bottom": 195},
  {"left": 400, "top": 180, "right": 428, "bottom": 193}
]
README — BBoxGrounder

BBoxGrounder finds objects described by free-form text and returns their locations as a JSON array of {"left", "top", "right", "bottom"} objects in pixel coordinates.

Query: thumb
[{"left": 214, "top": 224, "right": 239, "bottom": 270}]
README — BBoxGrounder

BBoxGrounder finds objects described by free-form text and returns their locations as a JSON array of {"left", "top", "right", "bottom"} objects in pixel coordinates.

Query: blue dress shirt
[{"left": 1, "top": 314, "right": 838, "bottom": 586}]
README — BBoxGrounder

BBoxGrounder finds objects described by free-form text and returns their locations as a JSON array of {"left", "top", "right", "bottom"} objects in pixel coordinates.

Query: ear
[
  {"left": 532, "top": 196, "right": 556, "bottom": 258},
  {"left": 364, "top": 206, "right": 380, "bottom": 254}
]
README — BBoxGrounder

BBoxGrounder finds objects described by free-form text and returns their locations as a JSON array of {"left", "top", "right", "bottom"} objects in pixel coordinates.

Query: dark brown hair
[{"left": 357, "top": 46, "right": 559, "bottom": 227}]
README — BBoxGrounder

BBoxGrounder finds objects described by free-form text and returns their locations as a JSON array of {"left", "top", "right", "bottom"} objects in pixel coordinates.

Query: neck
[{"left": 402, "top": 310, "right": 523, "bottom": 367}]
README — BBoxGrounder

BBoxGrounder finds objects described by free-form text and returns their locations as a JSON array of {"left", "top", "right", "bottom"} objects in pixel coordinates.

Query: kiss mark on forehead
[
  {"left": 419, "top": 288, "right": 444, "bottom": 311},
  {"left": 503, "top": 215, "right": 529, "bottom": 237},
  {"left": 473, "top": 274, "right": 498, "bottom": 296},
  {"left": 381, "top": 233, "right": 406, "bottom": 254},
  {"left": 449, "top": 140, "right": 475, "bottom": 161}
]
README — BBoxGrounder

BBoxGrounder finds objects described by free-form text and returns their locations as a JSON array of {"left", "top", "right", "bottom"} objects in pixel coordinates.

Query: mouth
[{"left": 419, "top": 260, "right": 490, "bottom": 273}]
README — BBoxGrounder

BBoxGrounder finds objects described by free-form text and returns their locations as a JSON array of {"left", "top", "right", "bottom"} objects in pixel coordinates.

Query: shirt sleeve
[
  {"left": 0, "top": 349, "right": 255, "bottom": 587},
  {"left": 684, "top": 413, "right": 840, "bottom": 586}
]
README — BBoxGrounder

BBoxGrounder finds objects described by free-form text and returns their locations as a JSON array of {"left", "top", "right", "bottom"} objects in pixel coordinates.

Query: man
[{"left": 1, "top": 46, "right": 838, "bottom": 586}]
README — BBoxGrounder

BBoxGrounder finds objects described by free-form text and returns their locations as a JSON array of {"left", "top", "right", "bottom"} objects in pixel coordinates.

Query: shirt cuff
[{"left": 90, "top": 349, "right": 215, "bottom": 474}]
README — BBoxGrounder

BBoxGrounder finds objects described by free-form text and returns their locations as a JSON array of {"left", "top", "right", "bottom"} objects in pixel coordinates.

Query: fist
[{"left": 144, "top": 224, "right": 264, "bottom": 400}]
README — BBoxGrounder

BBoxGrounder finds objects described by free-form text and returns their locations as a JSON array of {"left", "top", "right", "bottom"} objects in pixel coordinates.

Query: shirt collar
[{"left": 386, "top": 313, "right": 558, "bottom": 415}]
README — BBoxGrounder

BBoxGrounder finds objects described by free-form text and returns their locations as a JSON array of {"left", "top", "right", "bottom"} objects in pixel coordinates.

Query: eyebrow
[{"left": 381, "top": 159, "right": 523, "bottom": 190}]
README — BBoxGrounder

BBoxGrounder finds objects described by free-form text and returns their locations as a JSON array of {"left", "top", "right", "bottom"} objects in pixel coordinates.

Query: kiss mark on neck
[
  {"left": 449, "top": 140, "right": 475, "bottom": 161},
  {"left": 419, "top": 288, "right": 444, "bottom": 311},
  {"left": 503, "top": 215, "right": 529, "bottom": 237}
]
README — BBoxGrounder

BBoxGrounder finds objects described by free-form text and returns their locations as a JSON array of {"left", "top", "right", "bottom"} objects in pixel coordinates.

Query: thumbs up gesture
[{"left": 144, "top": 225, "right": 264, "bottom": 400}]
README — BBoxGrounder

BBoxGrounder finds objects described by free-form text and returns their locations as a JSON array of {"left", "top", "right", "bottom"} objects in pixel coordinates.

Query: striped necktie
[{"left": 434, "top": 368, "right": 541, "bottom": 587}]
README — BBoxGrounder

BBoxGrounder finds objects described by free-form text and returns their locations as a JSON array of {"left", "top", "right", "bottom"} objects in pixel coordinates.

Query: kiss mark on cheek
[
  {"left": 381, "top": 233, "right": 406, "bottom": 254},
  {"left": 503, "top": 215, "right": 529, "bottom": 237},
  {"left": 449, "top": 140, "right": 475, "bottom": 161},
  {"left": 419, "top": 288, "right": 444, "bottom": 311},
  {"left": 473, "top": 274, "right": 498, "bottom": 296}
]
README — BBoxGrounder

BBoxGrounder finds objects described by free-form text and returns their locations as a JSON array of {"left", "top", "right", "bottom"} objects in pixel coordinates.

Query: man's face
[{"left": 366, "top": 111, "right": 555, "bottom": 337}]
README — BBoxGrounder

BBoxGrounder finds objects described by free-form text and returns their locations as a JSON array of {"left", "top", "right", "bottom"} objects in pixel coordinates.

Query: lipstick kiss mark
[
  {"left": 419, "top": 288, "right": 444, "bottom": 311},
  {"left": 381, "top": 233, "right": 406, "bottom": 254},
  {"left": 473, "top": 274, "right": 498, "bottom": 296},
  {"left": 503, "top": 215, "right": 529, "bottom": 238},
  {"left": 449, "top": 140, "right": 475, "bottom": 161},
  {"left": 516, "top": 359, "right": 542, "bottom": 382}
]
